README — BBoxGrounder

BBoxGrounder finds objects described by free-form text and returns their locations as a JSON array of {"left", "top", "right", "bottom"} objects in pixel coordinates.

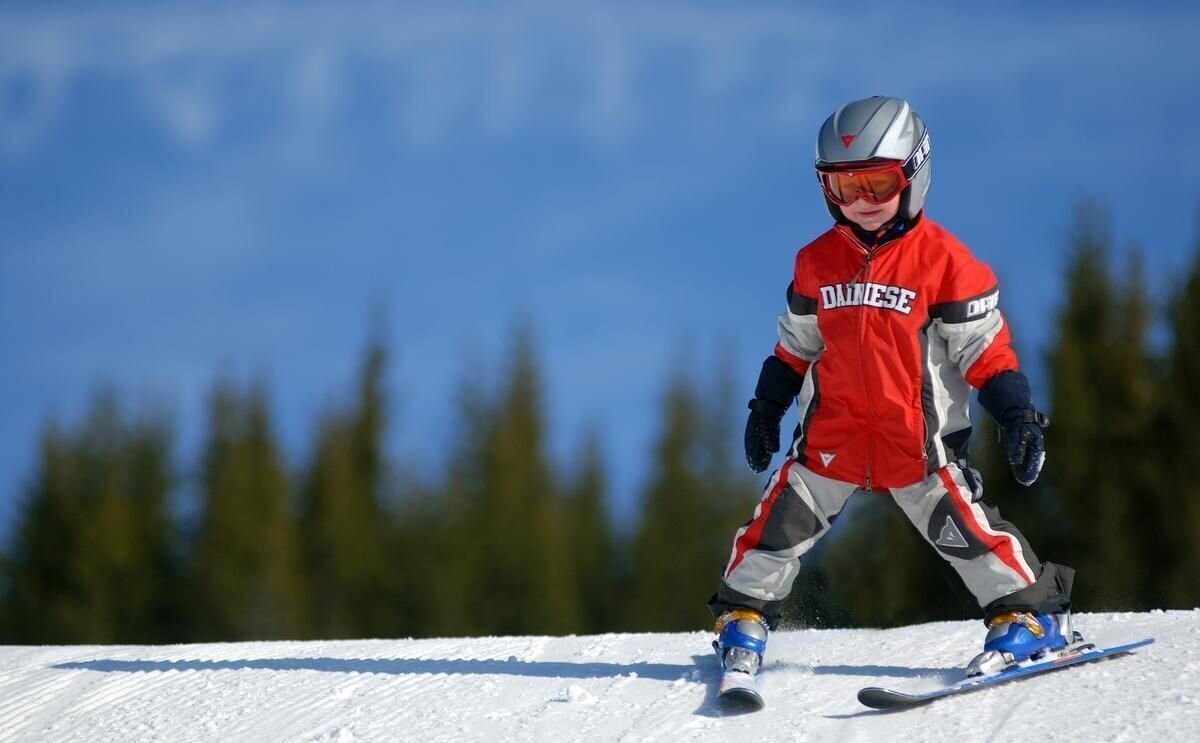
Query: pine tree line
[
  {"left": 2, "top": 203, "right": 1198, "bottom": 643},
  {"left": 0, "top": 326, "right": 757, "bottom": 643}
]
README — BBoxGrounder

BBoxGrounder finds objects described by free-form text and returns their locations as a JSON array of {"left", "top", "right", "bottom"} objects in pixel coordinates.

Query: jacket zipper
[
  {"left": 837, "top": 224, "right": 908, "bottom": 492},
  {"left": 855, "top": 249, "right": 876, "bottom": 492}
]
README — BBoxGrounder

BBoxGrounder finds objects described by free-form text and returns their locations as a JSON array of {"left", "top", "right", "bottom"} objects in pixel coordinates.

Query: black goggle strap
[{"left": 902, "top": 130, "right": 931, "bottom": 181}]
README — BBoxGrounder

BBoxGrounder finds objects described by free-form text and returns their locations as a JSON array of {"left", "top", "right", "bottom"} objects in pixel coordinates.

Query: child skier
[{"left": 710, "top": 96, "right": 1076, "bottom": 689}]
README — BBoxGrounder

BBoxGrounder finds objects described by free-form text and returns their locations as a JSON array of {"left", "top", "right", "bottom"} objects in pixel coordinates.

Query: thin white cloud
[{"left": 3, "top": 2, "right": 1193, "bottom": 158}]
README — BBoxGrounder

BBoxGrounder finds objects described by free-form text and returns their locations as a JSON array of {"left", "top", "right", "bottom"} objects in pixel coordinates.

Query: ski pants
[{"left": 710, "top": 458, "right": 1073, "bottom": 629}]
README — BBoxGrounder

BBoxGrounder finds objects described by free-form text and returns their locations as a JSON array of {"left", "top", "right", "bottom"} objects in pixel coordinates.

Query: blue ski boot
[
  {"left": 713, "top": 608, "right": 769, "bottom": 708},
  {"left": 966, "top": 610, "right": 1081, "bottom": 676},
  {"left": 713, "top": 608, "right": 769, "bottom": 674}
]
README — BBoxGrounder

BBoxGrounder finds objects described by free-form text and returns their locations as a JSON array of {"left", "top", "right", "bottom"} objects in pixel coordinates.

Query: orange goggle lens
[{"left": 818, "top": 164, "right": 907, "bottom": 206}]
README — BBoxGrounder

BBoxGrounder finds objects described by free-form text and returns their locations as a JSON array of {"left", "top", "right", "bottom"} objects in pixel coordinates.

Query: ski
[
  {"left": 857, "top": 638, "right": 1154, "bottom": 711},
  {"left": 717, "top": 669, "right": 765, "bottom": 712}
]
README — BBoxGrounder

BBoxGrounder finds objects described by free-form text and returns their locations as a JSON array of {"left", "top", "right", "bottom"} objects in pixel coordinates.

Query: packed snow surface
[{"left": 1, "top": 610, "right": 1196, "bottom": 742}]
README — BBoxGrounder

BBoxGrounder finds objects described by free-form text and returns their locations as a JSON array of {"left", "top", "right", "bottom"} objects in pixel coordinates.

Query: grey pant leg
[
  {"left": 710, "top": 459, "right": 857, "bottom": 628},
  {"left": 890, "top": 462, "right": 1051, "bottom": 612}
]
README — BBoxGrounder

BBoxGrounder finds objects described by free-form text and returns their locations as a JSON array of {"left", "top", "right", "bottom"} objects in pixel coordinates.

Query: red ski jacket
[{"left": 774, "top": 216, "right": 1017, "bottom": 490}]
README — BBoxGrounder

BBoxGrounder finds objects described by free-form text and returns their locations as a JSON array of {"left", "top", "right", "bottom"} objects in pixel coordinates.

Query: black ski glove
[
  {"left": 745, "top": 398, "right": 786, "bottom": 473},
  {"left": 744, "top": 356, "right": 805, "bottom": 473},
  {"left": 978, "top": 370, "right": 1049, "bottom": 487}
]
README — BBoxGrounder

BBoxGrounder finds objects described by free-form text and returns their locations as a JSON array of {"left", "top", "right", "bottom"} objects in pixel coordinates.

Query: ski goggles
[
  {"left": 817, "top": 130, "right": 931, "bottom": 206},
  {"left": 816, "top": 161, "right": 909, "bottom": 206}
]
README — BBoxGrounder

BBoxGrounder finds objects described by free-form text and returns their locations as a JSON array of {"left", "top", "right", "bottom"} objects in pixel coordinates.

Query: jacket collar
[{"left": 835, "top": 213, "right": 924, "bottom": 255}]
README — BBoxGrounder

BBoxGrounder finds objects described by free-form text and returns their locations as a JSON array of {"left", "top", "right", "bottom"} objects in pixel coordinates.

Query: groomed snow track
[{"left": 0, "top": 610, "right": 1194, "bottom": 742}]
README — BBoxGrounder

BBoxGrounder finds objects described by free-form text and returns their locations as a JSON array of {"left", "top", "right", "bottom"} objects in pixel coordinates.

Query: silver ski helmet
[{"left": 815, "top": 96, "right": 931, "bottom": 223}]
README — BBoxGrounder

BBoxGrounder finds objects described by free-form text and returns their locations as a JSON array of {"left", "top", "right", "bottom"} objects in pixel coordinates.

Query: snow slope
[{"left": 0, "top": 610, "right": 1195, "bottom": 742}]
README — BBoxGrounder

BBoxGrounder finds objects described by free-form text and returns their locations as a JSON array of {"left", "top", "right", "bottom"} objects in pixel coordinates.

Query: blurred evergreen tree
[
  {"left": 423, "top": 376, "right": 494, "bottom": 637},
  {"left": 1043, "top": 203, "right": 1155, "bottom": 611},
  {"left": 190, "top": 380, "right": 307, "bottom": 640},
  {"left": 1155, "top": 223, "right": 1200, "bottom": 607},
  {"left": 299, "top": 339, "right": 394, "bottom": 638},
  {"left": 626, "top": 369, "right": 708, "bottom": 630},
  {"left": 563, "top": 426, "right": 621, "bottom": 633},
  {"left": 626, "top": 354, "right": 757, "bottom": 632},
  {"left": 388, "top": 476, "right": 452, "bottom": 636},
  {"left": 4, "top": 418, "right": 104, "bottom": 643},
  {"left": 405, "top": 327, "right": 582, "bottom": 636},
  {"left": 0, "top": 391, "right": 179, "bottom": 643},
  {"left": 472, "top": 327, "right": 582, "bottom": 635},
  {"left": 117, "top": 410, "right": 184, "bottom": 641}
]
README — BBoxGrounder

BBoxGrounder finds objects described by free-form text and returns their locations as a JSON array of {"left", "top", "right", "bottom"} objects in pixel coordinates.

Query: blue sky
[{"left": 2, "top": 1, "right": 1199, "bottom": 535}]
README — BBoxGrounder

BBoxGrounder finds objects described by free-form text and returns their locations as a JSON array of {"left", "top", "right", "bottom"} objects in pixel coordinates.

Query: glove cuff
[
  {"left": 747, "top": 398, "right": 787, "bottom": 418},
  {"left": 754, "top": 355, "right": 805, "bottom": 410},
  {"left": 978, "top": 370, "right": 1035, "bottom": 424}
]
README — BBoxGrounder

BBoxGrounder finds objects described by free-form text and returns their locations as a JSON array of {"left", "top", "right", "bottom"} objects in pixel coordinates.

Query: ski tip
[
  {"left": 718, "top": 687, "right": 765, "bottom": 713},
  {"left": 857, "top": 686, "right": 919, "bottom": 710}
]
